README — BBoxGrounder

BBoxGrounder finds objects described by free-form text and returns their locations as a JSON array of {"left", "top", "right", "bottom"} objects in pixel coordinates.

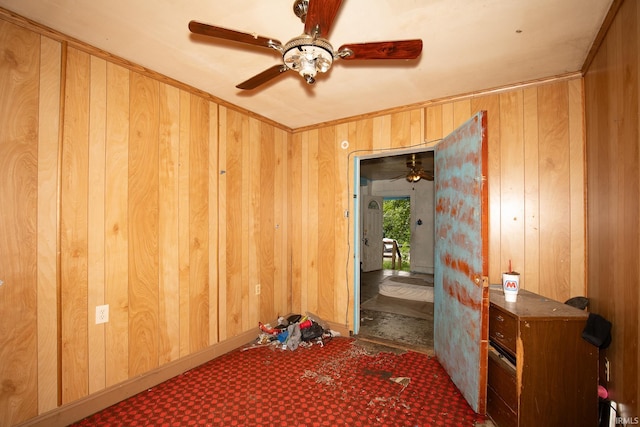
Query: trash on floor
[{"left": 246, "top": 312, "right": 338, "bottom": 351}]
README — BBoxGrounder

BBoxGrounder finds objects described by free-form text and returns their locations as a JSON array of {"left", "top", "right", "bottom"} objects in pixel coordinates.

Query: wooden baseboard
[
  {"left": 326, "top": 320, "right": 351, "bottom": 338},
  {"left": 18, "top": 329, "right": 257, "bottom": 427}
]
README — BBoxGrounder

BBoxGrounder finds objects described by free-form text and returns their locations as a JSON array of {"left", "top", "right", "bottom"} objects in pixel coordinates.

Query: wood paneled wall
[
  {"left": 0, "top": 19, "right": 49, "bottom": 425},
  {"left": 291, "top": 80, "right": 586, "bottom": 330},
  {"left": 0, "top": 14, "right": 289, "bottom": 426},
  {"left": 0, "top": 6, "right": 595, "bottom": 426},
  {"left": 584, "top": 0, "right": 639, "bottom": 417}
]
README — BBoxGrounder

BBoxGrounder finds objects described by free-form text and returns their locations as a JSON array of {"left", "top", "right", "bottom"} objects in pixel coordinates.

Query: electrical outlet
[
  {"left": 604, "top": 357, "right": 610, "bottom": 382},
  {"left": 96, "top": 304, "right": 109, "bottom": 324},
  {"left": 255, "top": 284, "right": 261, "bottom": 295}
]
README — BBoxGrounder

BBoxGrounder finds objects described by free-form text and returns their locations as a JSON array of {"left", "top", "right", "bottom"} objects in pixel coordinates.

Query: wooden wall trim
[
  {"left": 56, "top": 39, "right": 67, "bottom": 410},
  {"left": 292, "top": 71, "right": 582, "bottom": 134},
  {"left": 581, "top": 0, "right": 625, "bottom": 73},
  {"left": 15, "top": 330, "right": 257, "bottom": 427},
  {"left": 0, "top": 6, "right": 292, "bottom": 134}
]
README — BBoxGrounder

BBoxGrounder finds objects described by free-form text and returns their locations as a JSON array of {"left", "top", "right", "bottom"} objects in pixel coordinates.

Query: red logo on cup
[{"left": 505, "top": 280, "right": 518, "bottom": 290}]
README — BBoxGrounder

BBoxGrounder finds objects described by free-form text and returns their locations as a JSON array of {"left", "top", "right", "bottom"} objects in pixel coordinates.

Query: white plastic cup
[{"left": 502, "top": 272, "right": 520, "bottom": 302}]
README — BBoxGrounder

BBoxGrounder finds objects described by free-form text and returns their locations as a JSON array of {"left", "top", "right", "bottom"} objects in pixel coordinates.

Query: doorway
[
  {"left": 355, "top": 149, "right": 435, "bottom": 353},
  {"left": 354, "top": 112, "right": 489, "bottom": 412}
]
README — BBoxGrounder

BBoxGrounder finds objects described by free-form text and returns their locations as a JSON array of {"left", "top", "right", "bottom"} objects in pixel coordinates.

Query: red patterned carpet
[{"left": 72, "top": 337, "right": 484, "bottom": 426}]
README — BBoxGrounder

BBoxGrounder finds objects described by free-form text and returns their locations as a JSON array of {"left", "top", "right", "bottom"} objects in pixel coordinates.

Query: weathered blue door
[{"left": 434, "top": 111, "right": 489, "bottom": 414}]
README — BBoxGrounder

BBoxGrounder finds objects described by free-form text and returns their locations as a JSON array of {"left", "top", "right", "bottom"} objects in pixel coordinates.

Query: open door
[
  {"left": 434, "top": 111, "right": 489, "bottom": 414},
  {"left": 361, "top": 195, "right": 383, "bottom": 272}
]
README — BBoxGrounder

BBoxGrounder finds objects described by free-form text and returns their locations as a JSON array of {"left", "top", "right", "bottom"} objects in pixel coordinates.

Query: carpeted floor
[{"left": 72, "top": 337, "right": 484, "bottom": 426}]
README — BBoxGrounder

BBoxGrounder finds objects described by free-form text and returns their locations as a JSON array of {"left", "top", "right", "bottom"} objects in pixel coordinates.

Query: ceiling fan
[
  {"left": 188, "top": 0, "right": 423, "bottom": 90},
  {"left": 404, "top": 154, "right": 433, "bottom": 182}
]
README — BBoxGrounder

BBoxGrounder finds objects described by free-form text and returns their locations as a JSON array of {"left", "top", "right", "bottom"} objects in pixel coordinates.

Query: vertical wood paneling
[
  {"left": 240, "top": 113, "right": 251, "bottom": 331},
  {"left": 189, "top": 94, "right": 210, "bottom": 352},
  {"left": 619, "top": 4, "right": 639, "bottom": 410},
  {"left": 299, "top": 132, "right": 310, "bottom": 312},
  {"left": 498, "top": 91, "right": 525, "bottom": 280},
  {"left": 390, "top": 112, "right": 409, "bottom": 148},
  {"left": 224, "top": 108, "right": 246, "bottom": 338},
  {"left": 178, "top": 89, "right": 191, "bottom": 354},
  {"left": 61, "top": 47, "right": 90, "bottom": 404},
  {"left": 351, "top": 118, "right": 374, "bottom": 153},
  {"left": 0, "top": 20, "right": 40, "bottom": 424},
  {"left": 128, "top": 72, "right": 159, "bottom": 376},
  {"left": 248, "top": 118, "right": 261, "bottom": 327},
  {"left": 158, "top": 82, "right": 180, "bottom": 364},
  {"left": 411, "top": 109, "right": 424, "bottom": 144},
  {"left": 208, "top": 102, "right": 219, "bottom": 344},
  {"left": 105, "top": 62, "right": 130, "bottom": 386},
  {"left": 318, "top": 126, "right": 336, "bottom": 321},
  {"left": 87, "top": 56, "right": 107, "bottom": 394},
  {"left": 453, "top": 99, "right": 472, "bottom": 128},
  {"left": 334, "top": 123, "right": 350, "bottom": 326},
  {"left": 2, "top": 12, "right": 296, "bottom": 423},
  {"left": 537, "top": 82, "right": 571, "bottom": 301},
  {"left": 217, "top": 107, "right": 228, "bottom": 340},
  {"left": 441, "top": 102, "right": 454, "bottom": 135},
  {"left": 568, "top": 78, "right": 586, "bottom": 300},
  {"left": 259, "top": 122, "right": 275, "bottom": 322},
  {"left": 37, "top": 35, "right": 61, "bottom": 414},
  {"left": 522, "top": 87, "right": 541, "bottom": 294},
  {"left": 585, "top": 0, "right": 639, "bottom": 416},
  {"left": 274, "top": 128, "right": 289, "bottom": 316},
  {"left": 306, "top": 130, "right": 319, "bottom": 314},
  {"left": 289, "top": 132, "right": 303, "bottom": 314},
  {"left": 373, "top": 115, "right": 391, "bottom": 151},
  {"left": 426, "top": 105, "right": 443, "bottom": 142}
]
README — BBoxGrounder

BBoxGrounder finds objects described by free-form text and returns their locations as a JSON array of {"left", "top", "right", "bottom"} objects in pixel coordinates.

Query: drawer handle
[
  {"left": 495, "top": 332, "right": 505, "bottom": 339},
  {"left": 496, "top": 315, "right": 504, "bottom": 322}
]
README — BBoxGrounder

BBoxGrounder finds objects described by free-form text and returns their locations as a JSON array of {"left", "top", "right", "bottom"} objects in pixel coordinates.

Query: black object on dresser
[{"left": 487, "top": 287, "right": 598, "bottom": 427}]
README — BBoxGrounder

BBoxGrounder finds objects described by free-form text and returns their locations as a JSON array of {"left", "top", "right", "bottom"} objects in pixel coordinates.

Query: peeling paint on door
[{"left": 434, "top": 111, "right": 489, "bottom": 414}]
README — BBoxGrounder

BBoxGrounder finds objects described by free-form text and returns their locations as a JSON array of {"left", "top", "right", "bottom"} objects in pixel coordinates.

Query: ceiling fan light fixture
[
  {"left": 188, "top": 0, "right": 422, "bottom": 90},
  {"left": 283, "top": 36, "right": 334, "bottom": 84},
  {"left": 406, "top": 170, "right": 422, "bottom": 182}
]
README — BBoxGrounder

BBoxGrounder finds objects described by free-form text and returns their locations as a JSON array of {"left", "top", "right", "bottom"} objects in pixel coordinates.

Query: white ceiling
[{"left": 0, "top": 0, "right": 612, "bottom": 130}]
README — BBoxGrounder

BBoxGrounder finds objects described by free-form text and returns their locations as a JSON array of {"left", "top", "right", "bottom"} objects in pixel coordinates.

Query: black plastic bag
[
  {"left": 582, "top": 313, "right": 612, "bottom": 349},
  {"left": 301, "top": 322, "right": 324, "bottom": 341}
]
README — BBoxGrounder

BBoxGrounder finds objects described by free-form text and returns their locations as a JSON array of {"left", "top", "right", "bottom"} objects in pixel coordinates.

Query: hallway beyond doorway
[{"left": 357, "top": 269, "right": 434, "bottom": 355}]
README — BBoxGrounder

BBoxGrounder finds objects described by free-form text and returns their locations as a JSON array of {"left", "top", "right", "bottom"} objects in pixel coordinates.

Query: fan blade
[
  {"left": 338, "top": 39, "right": 423, "bottom": 60},
  {"left": 304, "top": 0, "right": 343, "bottom": 38},
  {"left": 189, "top": 21, "right": 282, "bottom": 50},
  {"left": 236, "top": 65, "right": 289, "bottom": 90},
  {"left": 419, "top": 170, "right": 434, "bottom": 181}
]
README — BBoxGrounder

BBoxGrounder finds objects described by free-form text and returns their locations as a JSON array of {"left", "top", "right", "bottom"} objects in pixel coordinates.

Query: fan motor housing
[{"left": 283, "top": 35, "right": 334, "bottom": 84}]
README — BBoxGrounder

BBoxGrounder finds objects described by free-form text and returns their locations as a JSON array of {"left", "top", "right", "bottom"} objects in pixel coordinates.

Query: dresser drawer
[
  {"left": 487, "top": 386, "right": 517, "bottom": 427},
  {"left": 488, "top": 345, "right": 517, "bottom": 411},
  {"left": 489, "top": 305, "right": 517, "bottom": 355}
]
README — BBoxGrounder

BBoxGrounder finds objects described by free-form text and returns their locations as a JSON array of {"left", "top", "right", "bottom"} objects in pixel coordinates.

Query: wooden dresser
[{"left": 487, "top": 288, "right": 598, "bottom": 427}]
